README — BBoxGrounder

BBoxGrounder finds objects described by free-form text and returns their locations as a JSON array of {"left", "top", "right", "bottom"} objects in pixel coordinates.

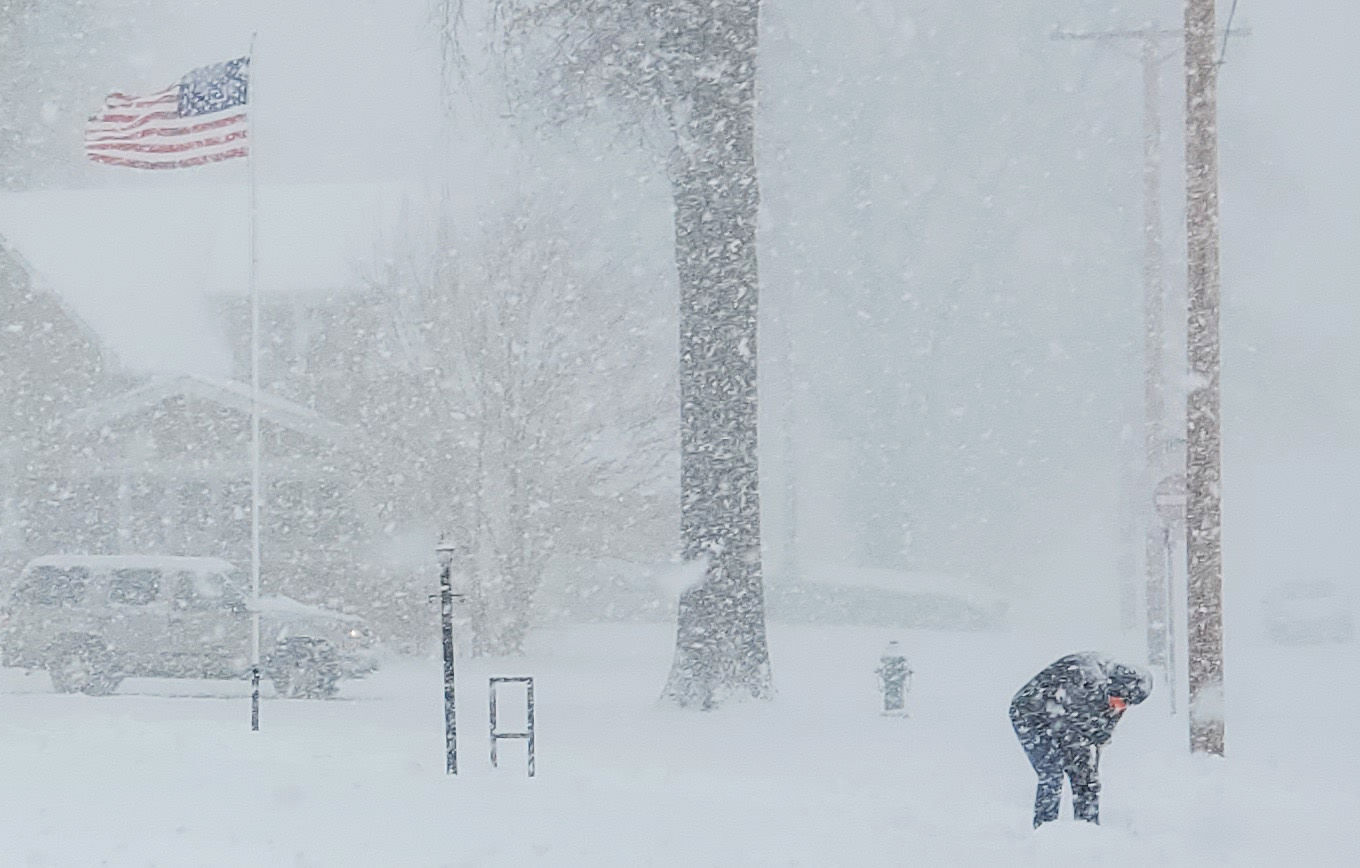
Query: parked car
[
  {"left": 1262, "top": 579, "right": 1355, "bottom": 644},
  {"left": 0, "top": 555, "right": 379, "bottom": 697}
]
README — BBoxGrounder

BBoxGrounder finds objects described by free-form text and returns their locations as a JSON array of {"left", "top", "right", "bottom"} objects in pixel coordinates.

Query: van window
[
  {"left": 109, "top": 569, "right": 161, "bottom": 605},
  {"left": 171, "top": 571, "right": 246, "bottom": 612},
  {"left": 14, "top": 566, "right": 89, "bottom": 606}
]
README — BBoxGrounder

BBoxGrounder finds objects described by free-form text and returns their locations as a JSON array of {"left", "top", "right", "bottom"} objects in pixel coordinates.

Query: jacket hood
[{"left": 1106, "top": 663, "right": 1152, "bottom": 705}]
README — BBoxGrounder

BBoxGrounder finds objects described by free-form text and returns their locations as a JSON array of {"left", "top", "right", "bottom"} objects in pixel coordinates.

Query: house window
[
  {"left": 220, "top": 481, "right": 251, "bottom": 553},
  {"left": 175, "top": 482, "right": 215, "bottom": 553}
]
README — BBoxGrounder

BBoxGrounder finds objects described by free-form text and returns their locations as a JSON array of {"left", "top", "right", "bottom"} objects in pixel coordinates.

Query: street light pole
[{"left": 437, "top": 535, "right": 459, "bottom": 774}]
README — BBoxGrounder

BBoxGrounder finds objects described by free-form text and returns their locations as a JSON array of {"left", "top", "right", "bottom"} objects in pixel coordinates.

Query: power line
[{"left": 1219, "top": 0, "right": 1242, "bottom": 65}]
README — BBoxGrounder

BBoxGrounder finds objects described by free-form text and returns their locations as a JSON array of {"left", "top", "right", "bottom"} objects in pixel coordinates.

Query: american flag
[{"left": 85, "top": 57, "right": 250, "bottom": 170}]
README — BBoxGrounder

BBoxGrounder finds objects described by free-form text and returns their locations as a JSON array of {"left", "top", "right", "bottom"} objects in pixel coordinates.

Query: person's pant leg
[
  {"left": 1065, "top": 744, "right": 1101, "bottom": 824},
  {"left": 1032, "top": 756, "right": 1064, "bottom": 827},
  {"left": 1012, "top": 708, "right": 1063, "bottom": 827}
]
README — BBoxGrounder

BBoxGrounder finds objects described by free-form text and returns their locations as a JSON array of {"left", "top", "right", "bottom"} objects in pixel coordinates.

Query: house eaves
[{"left": 69, "top": 373, "right": 350, "bottom": 445}]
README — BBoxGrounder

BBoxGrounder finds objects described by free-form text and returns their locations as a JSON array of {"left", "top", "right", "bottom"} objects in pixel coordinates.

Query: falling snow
[{"left": 1, "top": 0, "right": 1358, "bottom": 864}]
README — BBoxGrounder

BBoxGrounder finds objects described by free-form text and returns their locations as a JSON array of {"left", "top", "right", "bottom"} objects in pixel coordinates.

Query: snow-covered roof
[
  {"left": 23, "top": 554, "right": 236, "bottom": 574},
  {"left": 69, "top": 373, "right": 349, "bottom": 444},
  {"left": 252, "top": 594, "right": 362, "bottom": 624},
  {"left": 0, "top": 183, "right": 419, "bottom": 374},
  {"left": 0, "top": 233, "right": 112, "bottom": 366}
]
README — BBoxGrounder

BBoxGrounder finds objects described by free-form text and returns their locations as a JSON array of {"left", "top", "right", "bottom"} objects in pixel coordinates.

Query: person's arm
[
  {"left": 1084, "top": 692, "right": 1130, "bottom": 744},
  {"left": 1087, "top": 711, "right": 1119, "bottom": 744}
]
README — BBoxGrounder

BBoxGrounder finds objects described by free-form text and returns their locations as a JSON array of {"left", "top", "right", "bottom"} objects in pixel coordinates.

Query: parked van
[{"left": 0, "top": 555, "right": 378, "bottom": 697}]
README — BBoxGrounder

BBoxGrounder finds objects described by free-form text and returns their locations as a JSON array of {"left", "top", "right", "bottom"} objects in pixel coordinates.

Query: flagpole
[{"left": 247, "top": 31, "right": 262, "bottom": 731}]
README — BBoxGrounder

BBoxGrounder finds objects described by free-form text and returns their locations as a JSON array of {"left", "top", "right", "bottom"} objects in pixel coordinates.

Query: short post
[
  {"left": 489, "top": 676, "right": 535, "bottom": 777},
  {"left": 250, "top": 665, "right": 260, "bottom": 731},
  {"left": 1156, "top": 473, "right": 1187, "bottom": 715},
  {"left": 436, "top": 536, "right": 459, "bottom": 775},
  {"left": 876, "top": 640, "right": 912, "bottom": 717},
  {"left": 1162, "top": 525, "right": 1178, "bottom": 715}
]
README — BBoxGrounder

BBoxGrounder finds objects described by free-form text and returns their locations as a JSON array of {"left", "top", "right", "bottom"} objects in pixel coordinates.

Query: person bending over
[{"left": 1009, "top": 653, "right": 1151, "bottom": 827}]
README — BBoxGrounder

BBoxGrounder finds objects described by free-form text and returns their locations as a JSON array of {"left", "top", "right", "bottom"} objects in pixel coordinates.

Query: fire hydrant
[{"left": 876, "top": 640, "right": 912, "bottom": 717}]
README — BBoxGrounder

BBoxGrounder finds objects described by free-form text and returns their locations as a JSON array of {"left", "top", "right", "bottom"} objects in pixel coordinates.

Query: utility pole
[
  {"left": 1052, "top": 24, "right": 1179, "bottom": 683},
  {"left": 1183, "top": 0, "right": 1224, "bottom": 758},
  {"left": 1053, "top": 19, "right": 1243, "bottom": 727}
]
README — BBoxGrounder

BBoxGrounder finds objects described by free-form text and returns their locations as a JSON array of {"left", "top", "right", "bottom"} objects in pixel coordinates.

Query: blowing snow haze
[
  {"left": 2, "top": 0, "right": 1360, "bottom": 863},
  {"left": 0, "top": 0, "right": 1355, "bottom": 629}
]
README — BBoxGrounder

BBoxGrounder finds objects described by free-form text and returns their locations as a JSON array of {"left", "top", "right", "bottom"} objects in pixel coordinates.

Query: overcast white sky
[{"left": 97, "top": 0, "right": 443, "bottom": 184}]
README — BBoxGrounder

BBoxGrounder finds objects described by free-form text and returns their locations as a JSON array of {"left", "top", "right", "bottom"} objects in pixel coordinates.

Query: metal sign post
[{"left": 489, "top": 676, "right": 535, "bottom": 777}]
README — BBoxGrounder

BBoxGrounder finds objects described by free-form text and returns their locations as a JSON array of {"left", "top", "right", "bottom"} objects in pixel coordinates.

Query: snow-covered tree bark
[
  {"left": 661, "top": 2, "right": 771, "bottom": 707},
  {"left": 1183, "top": 0, "right": 1224, "bottom": 757},
  {"left": 466, "top": 0, "right": 773, "bottom": 704}
]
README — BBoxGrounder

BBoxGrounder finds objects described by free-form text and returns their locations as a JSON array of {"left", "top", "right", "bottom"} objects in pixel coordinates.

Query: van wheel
[
  {"left": 48, "top": 640, "right": 121, "bottom": 696},
  {"left": 268, "top": 638, "right": 340, "bottom": 699}
]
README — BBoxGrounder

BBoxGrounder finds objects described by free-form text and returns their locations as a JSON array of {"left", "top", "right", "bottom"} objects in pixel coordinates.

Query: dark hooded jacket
[{"left": 1009, "top": 653, "right": 1152, "bottom": 748}]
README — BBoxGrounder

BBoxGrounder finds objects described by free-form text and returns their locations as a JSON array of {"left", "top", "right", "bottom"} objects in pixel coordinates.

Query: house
[
  {"left": 8, "top": 373, "right": 383, "bottom": 605},
  {"left": 0, "top": 189, "right": 399, "bottom": 611}
]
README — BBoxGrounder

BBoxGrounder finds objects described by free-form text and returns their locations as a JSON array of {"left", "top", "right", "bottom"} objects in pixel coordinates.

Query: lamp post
[{"left": 437, "top": 535, "right": 459, "bottom": 774}]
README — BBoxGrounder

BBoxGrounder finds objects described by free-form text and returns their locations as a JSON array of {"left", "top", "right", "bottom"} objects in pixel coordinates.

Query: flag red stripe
[
  {"left": 85, "top": 129, "right": 248, "bottom": 155},
  {"left": 107, "top": 89, "right": 176, "bottom": 102},
  {"left": 87, "top": 146, "right": 249, "bottom": 170},
  {"left": 90, "top": 109, "right": 181, "bottom": 127},
  {"left": 104, "top": 92, "right": 178, "bottom": 109},
  {"left": 85, "top": 114, "right": 247, "bottom": 142}
]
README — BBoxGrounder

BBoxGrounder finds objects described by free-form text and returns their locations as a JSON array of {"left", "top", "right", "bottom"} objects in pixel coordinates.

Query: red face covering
[{"left": 1109, "top": 696, "right": 1129, "bottom": 712}]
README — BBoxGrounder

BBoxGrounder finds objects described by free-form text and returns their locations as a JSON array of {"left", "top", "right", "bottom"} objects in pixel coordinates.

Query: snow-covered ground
[{"left": 2, "top": 623, "right": 1356, "bottom": 866}]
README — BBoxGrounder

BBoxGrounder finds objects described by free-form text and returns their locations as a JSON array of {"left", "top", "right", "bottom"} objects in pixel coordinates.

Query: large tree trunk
[{"left": 662, "top": 1, "right": 773, "bottom": 708}]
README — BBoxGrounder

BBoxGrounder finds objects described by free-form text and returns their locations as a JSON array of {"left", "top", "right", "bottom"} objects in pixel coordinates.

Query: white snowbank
[{"left": 0, "top": 623, "right": 1355, "bottom": 865}]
